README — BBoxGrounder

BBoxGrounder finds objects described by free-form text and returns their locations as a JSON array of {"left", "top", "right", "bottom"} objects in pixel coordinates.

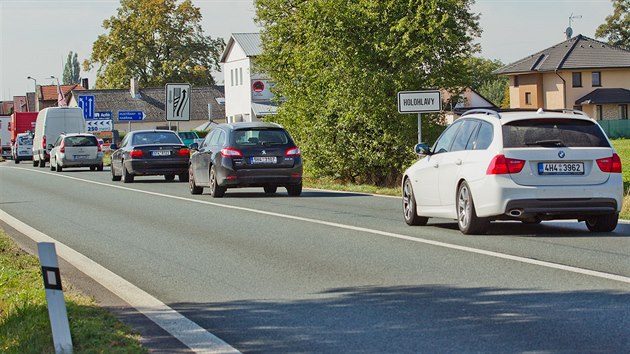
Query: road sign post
[
  {"left": 397, "top": 90, "right": 442, "bottom": 144},
  {"left": 166, "top": 83, "right": 191, "bottom": 121},
  {"left": 38, "top": 242, "right": 73, "bottom": 354}
]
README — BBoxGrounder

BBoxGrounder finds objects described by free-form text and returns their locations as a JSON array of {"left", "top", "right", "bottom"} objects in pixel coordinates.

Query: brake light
[
  {"left": 178, "top": 148, "right": 190, "bottom": 157},
  {"left": 130, "top": 150, "right": 144, "bottom": 158},
  {"left": 285, "top": 146, "right": 301, "bottom": 156},
  {"left": 486, "top": 155, "right": 526, "bottom": 174},
  {"left": 97, "top": 141, "right": 102, "bottom": 152},
  {"left": 220, "top": 147, "right": 242, "bottom": 157},
  {"left": 596, "top": 154, "right": 622, "bottom": 173},
  {"left": 59, "top": 139, "right": 65, "bottom": 153},
  {"left": 42, "top": 135, "right": 46, "bottom": 149}
]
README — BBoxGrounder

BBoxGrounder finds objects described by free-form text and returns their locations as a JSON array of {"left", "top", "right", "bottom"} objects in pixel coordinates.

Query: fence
[{"left": 598, "top": 120, "right": 630, "bottom": 139}]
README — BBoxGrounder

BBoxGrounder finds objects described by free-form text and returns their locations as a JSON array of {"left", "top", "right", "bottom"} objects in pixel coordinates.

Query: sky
[{"left": 0, "top": 0, "right": 615, "bottom": 102}]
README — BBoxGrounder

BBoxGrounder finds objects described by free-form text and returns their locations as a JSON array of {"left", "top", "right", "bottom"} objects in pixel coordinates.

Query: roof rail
[
  {"left": 559, "top": 108, "right": 588, "bottom": 117},
  {"left": 461, "top": 109, "right": 501, "bottom": 119}
]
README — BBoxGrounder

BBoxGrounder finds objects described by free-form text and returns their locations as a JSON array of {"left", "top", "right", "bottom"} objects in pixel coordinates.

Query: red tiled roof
[{"left": 40, "top": 84, "right": 85, "bottom": 101}]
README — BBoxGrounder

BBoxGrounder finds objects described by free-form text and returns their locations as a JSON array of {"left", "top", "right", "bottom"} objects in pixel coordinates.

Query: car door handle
[{"left": 456, "top": 159, "right": 462, "bottom": 165}]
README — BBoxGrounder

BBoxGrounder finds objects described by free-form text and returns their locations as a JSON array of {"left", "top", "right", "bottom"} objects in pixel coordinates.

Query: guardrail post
[{"left": 38, "top": 242, "right": 73, "bottom": 353}]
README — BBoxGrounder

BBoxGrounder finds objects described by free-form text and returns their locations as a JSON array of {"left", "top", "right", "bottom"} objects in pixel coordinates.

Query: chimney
[
  {"left": 81, "top": 78, "right": 89, "bottom": 89},
  {"left": 130, "top": 78, "right": 140, "bottom": 98}
]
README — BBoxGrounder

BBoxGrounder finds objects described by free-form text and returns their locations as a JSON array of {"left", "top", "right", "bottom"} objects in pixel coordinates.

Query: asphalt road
[{"left": 1, "top": 162, "right": 629, "bottom": 353}]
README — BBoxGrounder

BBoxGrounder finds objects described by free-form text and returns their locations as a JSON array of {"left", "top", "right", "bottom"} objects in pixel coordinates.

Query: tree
[
  {"left": 86, "top": 0, "right": 225, "bottom": 88},
  {"left": 63, "top": 51, "right": 81, "bottom": 84},
  {"left": 595, "top": 0, "right": 630, "bottom": 50},
  {"left": 463, "top": 57, "right": 508, "bottom": 107},
  {"left": 256, "top": 0, "right": 481, "bottom": 186}
]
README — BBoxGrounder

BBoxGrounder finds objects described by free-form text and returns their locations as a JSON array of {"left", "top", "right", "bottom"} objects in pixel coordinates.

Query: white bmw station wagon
[{"left": 402, "top": 109, "right": 623, "bottom": 235}]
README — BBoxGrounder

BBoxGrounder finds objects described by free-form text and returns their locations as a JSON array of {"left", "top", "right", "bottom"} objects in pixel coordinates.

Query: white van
[
  {"left": 12, "top": 132, "right": 33, "bottom": 164},
  {"left": 32, "top": 107, "right": 85, "bottom": 167}
]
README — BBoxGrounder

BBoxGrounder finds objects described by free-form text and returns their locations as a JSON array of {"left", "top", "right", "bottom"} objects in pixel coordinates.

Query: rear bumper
[
  {"left": 504, "top": 198, "right": 618, "bottom": 220},
  {"left": 217, "top": 160, "right": 303, "bottom": 188},
  {"left": 127, "top": 159, "right": 188, "bottom": 176},
  {"left": 60, "top": 157, "right": 103, "bottom": 167}
]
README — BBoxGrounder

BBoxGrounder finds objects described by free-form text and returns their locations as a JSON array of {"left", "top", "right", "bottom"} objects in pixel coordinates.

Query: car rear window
[
  {"left": 502, "top": 119, "right": 610, "bottom": 148},
  {"left": 132, "top": 132, "right": 181, "bottom": 145},
  {"left": 18, "top": 136, "right": 33, "bottom": 145},
  {"left": 64, "top": 136, "right": 98, "bottom": 147},
  {"left": 233, "top": 128, "right": 290, "bottom": 146}
]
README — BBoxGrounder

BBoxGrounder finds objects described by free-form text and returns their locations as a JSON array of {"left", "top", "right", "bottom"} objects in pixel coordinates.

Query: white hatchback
[
  {"left": 49, "top": 133, "right": 104, "bottom": 172},
  {"left": 402, "top": 109, "right": 623, "bottom": 234}
]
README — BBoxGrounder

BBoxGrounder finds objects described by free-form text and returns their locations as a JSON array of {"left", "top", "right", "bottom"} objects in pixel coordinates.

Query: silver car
[{"left": 49, "top": 133, "right": 104, "bottom": 172}]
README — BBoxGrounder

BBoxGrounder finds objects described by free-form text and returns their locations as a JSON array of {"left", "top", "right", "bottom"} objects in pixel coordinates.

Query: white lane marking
[
  {"left": 0, "top": 209, "right": 241, "bottom": 354},
  {"left": 6, "top": 166, "right": 630, "bottom": 285}
]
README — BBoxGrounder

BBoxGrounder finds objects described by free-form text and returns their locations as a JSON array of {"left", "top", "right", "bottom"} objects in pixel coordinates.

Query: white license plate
[
  {"left": 251, "top": 156, "right": 277, "bottom": 164},
  {"left": 538, "top": 162, "right": 584, "bottom": 175},
  {"left": 73, "top": 155, "right": 89, "bottom": 160},
  {"left": 151, "top": 150, "right": 171, "bottom": 156}
]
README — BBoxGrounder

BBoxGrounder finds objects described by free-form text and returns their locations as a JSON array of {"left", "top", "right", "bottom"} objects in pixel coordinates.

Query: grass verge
[{"left": 0, "top": 229, "right": 146, "bottom": 353}]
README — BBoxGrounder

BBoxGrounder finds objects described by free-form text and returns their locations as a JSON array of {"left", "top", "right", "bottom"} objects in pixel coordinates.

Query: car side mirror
[
  {"left": 415, "top": 143, "right": 432, "bottom": 156},
  {"left": 189, "top": 142, "right": 199, "bottom": 151},
  {"left": 47, "top": 144, "right": 54, "bottom": 150},
  {"left": 109, "top": 143, "right": 118, "bottom": 150}
]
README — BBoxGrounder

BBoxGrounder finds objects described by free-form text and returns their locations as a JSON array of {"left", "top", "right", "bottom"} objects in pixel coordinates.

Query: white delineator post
[{"left": 38, "top": 242, "right": 73, "bottom": 354}]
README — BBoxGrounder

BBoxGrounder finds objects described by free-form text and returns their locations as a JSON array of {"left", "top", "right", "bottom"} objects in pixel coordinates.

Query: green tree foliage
[
  {"left": 463, "top": 57, "right": 508, "bottom": 107},
  {"left": 255, "top": 0, "right": 481, "bottom": 186},
  {"left": 86, "top": 0, "right": 225, "bottom": 88},
  {"left": 62, "top": 51, "right": 81, "bottom": 84},
  {"left": 596, "top": 0, "right": 630, "bottom": 50}
]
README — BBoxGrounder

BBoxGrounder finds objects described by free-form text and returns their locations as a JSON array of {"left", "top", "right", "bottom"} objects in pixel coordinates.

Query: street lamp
[
  {"left": 27, "top": 76, "right": 38, "bottom": 111},
  {"left": 49, "top": 75, "right": 66, "bottom": 107}
]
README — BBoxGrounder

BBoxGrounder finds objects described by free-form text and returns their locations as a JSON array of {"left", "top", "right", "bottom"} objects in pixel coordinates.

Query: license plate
[
  {"left": 251, "top": 156, "right": 277, "bottom": 164},
  {"left": 151, "top": 150, "right": 171, "bottom": 156},
  {"left": 538, "top": 162, "right": 584, "bottom": 175},
  {"left": 73, "top": 155, "right": 89, "bottom": 160}
]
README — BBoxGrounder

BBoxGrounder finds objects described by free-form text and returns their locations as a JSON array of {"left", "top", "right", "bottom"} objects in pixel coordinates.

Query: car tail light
[
  {"left": 178, "top": 148, "right": 190, "bottom": 157},
  {"left": 291, "top": 174, "right": 301, "bottom": 178},
  {"left": 130, "top": 150, "right": 144, "bottom": 158},
  {"left": 59, "top": 139, "right": 65, "bottom": 153},
  {"left": 486, "top": 154, "right": 526, "bottom": 174},
  {"left": 286, "top": 146, "right": 301, "bottom": 156},
  {"left": 42, "top": 135, "right": 46, "bottom": 149},
  {"left": 220, "top": 147, "right": 242, "bottom": 157},
  {"left": 596, "top": 154, "right": 622, "bottom": 173},
  {"left": 97, "top": 142, "right": 102, "bottom": 152}
]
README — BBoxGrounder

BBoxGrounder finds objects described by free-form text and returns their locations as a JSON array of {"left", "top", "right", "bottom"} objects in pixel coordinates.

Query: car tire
[
  {"left": 56, "top": 160, "right": 63, "bottom": 172},
  {"left": 456, "top": 181, "right": 489, "bottom": 235},
  {"left": 122, "top": 163, "right": 134, "bottom": 183},
  {"left": 178, "top": 172, "right": 189, "bottom": 182},
  {"left": 188, "top": 165, "right": 203, "bottom": 195},
  {"left": 402, "top": 178, "right": 429, "bottom": 226},
  {"left": 111, "top": 164, "right": 121, "bottom": 181},
  {"left": 39, "top": 158, "right": 46, "bottom": 168},
  {"left": 286, "top": 183, "right": 302, "bottom": 197},
  {"left": 97, "top": 164, "right": 104, "bottom": 171},
  {"left": 33, "top": 159, "right": 38, "bottom": 167},
  {"left": 164, "top": 174, "right": 175, "bottom": 182},
  {"left": 209, "top": 165, "right": 225, "bottom": 198},
  {"left": 264, "top": 186, "right": 277, "bottom": 194},
  {"left": 585, "top": 213, "right": 618, "bottom": 232},
  {"left": 14, "top": 158, "right": 19, "bottom": 164},
  {"left": 50, "top": 159, "right": 56, "bottom": 171},
  {"left": 90, "top": 166, "right": 96, "bottom": 171}
]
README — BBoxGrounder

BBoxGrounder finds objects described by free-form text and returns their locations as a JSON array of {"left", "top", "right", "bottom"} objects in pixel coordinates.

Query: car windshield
[
  {"left": 65, "top": 136, "right": 98, "bottom": 147},
  {"left": 132, "top": 132, "right": 181, "bottom": 145},
  {"left": 502, "top": 119, "right": 610, "bottom": 148},
  {"left": 234, "top": 128, "right": 290, "bottom": 146},
  {"left": 18, "top": 136, "right": 33, "bottom": 145}
]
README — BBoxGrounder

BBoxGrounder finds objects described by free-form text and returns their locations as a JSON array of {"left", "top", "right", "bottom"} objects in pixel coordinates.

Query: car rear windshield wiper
[{"left": 525, "top": 139, "right": 566, "bottom": 147}]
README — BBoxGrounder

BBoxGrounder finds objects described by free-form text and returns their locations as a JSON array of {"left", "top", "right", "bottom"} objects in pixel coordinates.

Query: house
[
  {"left": 494, "top": 34, "right": 630, "bottom": 120},
  {"left": 38, "top": 84, "right": 85, "bottom": 110},
  {"left": 220, "top": 32, "right": 277, "bottom": 123},
  {"left": 442, "top": 87, "right": 497, "bottom": 124},
  {"left": 68, "top": 79, "right": 225, "bottom": 133}
]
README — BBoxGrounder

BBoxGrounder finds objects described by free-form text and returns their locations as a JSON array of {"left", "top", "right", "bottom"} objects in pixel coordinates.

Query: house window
[
  {"left": 592, "top": 72, "right": 601, "bottom": 87},
  {"left": 513, "top": 75, "right": 519, "bottom": 87},
  {"left": 596, "top": 105, "right": 603, "bottom": 120},
  {"left": 572, "top": 72, "right": 582, "bottom": 87},
  {"left": 525, "top": 92, "right": 532, "bottom": 105},
  {"left": 620, "top": 104, "right": 628, "bottom": 120},
  {"left": 239, "top": 68, "right": 243, "bottom": 86},
  {"left": 573, "top": 105, "right": 582, "bottom": 111},
  {"left": 230, "top": 69, "right": 234, "bottom": 86}
]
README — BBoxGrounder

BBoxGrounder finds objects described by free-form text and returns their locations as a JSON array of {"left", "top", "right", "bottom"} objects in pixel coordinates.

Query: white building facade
[{"left": 220, "top": 33, "right": 277, "bottom": 123}]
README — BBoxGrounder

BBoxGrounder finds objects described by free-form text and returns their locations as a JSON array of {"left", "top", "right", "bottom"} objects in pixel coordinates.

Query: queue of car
[{"left": 20, "top": 107, "right": 622, "bottom": 234}]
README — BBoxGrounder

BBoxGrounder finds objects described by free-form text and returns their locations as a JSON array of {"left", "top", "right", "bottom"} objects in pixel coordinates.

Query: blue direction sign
[
  {"left": 118, "top": 111, "right": 145, "bottom": 121},
  {"left": 78, "top": 95, "right": 95, "bottom": 119},
  {"left": 94, "top": 111, "right": 112, "bottom": 120}
]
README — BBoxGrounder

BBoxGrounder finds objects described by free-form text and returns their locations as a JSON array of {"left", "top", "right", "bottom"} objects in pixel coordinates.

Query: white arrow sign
[{"left": 86, "top": 119, "right": 112, "bottom": 132}]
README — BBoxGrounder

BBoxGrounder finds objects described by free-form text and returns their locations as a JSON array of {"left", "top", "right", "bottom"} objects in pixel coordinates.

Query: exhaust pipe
[{"left": 508, "top": 209, "right": 523, "bottom": 217}]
